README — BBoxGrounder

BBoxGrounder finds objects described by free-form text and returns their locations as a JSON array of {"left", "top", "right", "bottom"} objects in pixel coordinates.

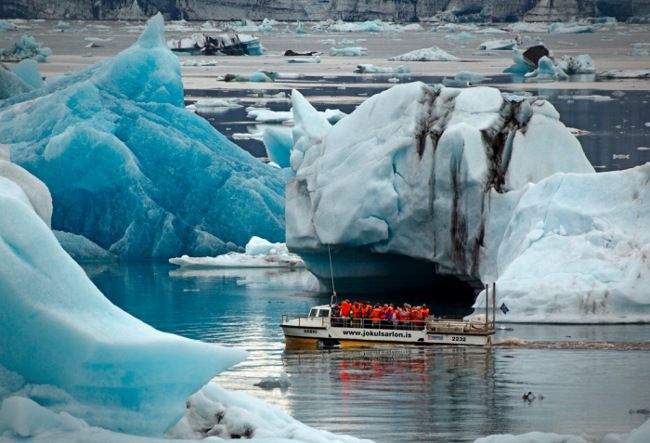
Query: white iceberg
[
  {"left": 556, "top": 54, "right": 596, "bottom": 74},
  {"left": 389, "top": 46, "right": 459, "bottom": 61},
  {"left": 525, "top": 56, "right": 568, "bottom": 81},
  {"left": 170, "top": 236, "right": 304, "bottom": 269},
  {"left": 0, "top": 14, "right": 286, "bottom": 259},
  {"left": 479, "top": 39, "right": 516, "bottom": 50},
  {"left": 354, "top": 64, "right": 411, "bottom": 74},
  {"left": 329, "top": 46, "right": 368, "bottom": 56},
  {"left": 281, "top": 82, "right": 650, "bottom": 323}
]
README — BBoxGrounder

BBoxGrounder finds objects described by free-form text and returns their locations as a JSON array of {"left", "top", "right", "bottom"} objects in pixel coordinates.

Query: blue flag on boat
[{"left": 500, "top": 303, "right": 510, "bottom": 315}]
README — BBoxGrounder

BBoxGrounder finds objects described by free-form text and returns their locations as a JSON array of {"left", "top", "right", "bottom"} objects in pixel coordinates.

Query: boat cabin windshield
[{"left": 308, "top": 307, "right": 331, "bottom": 318}]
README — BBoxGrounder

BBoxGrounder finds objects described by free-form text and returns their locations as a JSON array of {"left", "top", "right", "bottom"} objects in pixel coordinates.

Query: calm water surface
[{"left": 88, "top": 263, "right": 650, "bottom": 443}]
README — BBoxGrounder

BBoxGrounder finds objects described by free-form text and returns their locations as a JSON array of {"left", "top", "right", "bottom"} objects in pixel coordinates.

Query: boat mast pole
[
  {"left": 328, "top": 244, "right": 337, "bottom": 306},
  {"left": 492, "top": 282, "right": 496, "bottom": 329},
  {"left": 485, "top": 283, "right": 489, "bottom": 329}
]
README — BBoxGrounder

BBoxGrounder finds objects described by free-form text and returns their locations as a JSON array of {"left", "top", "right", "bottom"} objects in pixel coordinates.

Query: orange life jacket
[
  {"left": 371, "top": 307, "right": 382, "bottom": 320},
  {"left": 412, "top": 309, "right": 423, "bottom": 321},
  {"left": 422, "top": 307, "right": 430, "bottom": 317},
  {"left": 352, "top": 304, "right": 362, "bottom": 318},
  {"left": 363, "top": 304, "right": 373, "bottom": 318},
  {"left": 340, "top": 302, "right": 352, "bottom": 317}
]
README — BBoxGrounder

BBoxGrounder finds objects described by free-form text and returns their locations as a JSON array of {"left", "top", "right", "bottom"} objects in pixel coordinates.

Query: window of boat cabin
[
  {"left": 318, "top": 308, "right": 330, "bottom": 317},
  {"left": 309, "top": 308, "right": 318, "bottom": 317}
]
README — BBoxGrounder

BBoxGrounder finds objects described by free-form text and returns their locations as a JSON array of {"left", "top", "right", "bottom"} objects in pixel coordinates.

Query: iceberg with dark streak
[
  {"left": 0, "top": 13, "right": 286, "bottom": 259},
  {"left": 283, "top": 81, "right": 648, "bottom": 322}
]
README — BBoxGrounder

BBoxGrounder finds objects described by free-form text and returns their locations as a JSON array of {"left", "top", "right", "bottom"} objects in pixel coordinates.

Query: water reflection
[{"left": 90, "top": 263, "right": 650, "bottom": 443}]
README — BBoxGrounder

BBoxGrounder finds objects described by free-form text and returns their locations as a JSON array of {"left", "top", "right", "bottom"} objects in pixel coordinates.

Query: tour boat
[{"left": 281, "top": 285, "right": 497, "bottom": 348}]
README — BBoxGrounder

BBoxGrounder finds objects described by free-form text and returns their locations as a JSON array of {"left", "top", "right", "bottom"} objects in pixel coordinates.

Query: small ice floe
[
  {"left": 479, "top": 39, "right": 516, "bottom": 50},
  {"left": 548, "top": 22, "right": 593, "bottom": 34},
  {"left": 53, "top": 20, "right": 71, "bottom": 32},
  {"left": 446, "top": 32, "right": 476, "bottom": 41},
  {"left": 387, "top": 77, "right": 399, "bottom": 83},
  {"left": 509, "top": 22, "right": 548, "bottom": 33},
  {"left": 613, "top": 154, "right": 631, "bottom": 160},
  {"left": 320, "top": 38, "right": 336, "bottom": 45},
  {"left": 632, "top": 43, "right": 650, "bottom": 57},
  {"left": 0, "top": 20, "right": 18, "bottom": 31},
  {"left": 558, "top": 94, "right": 613, "bottom": 102},
  {"left": 247, "top": 108, "right": 293, "bottom": 123},
  {"left": 0, "top": 34, "right": 52, "bottom": 62},
  {"left": 437, "top": 23, "right": 478, "bottom": 32},
  {"left": 276, "top": 72, "right": 304, "bottom": 79},
  {"left": 169, "top": 236, "right": 304, "bottom": 269},
  {"left": 637, "top": 147, "right": 650, "bottom": 151},
  {"left": 354, "top": 64, "right": 411, "bottom": 74},
  {"left": 254, "top": 372, "right": 290, "bottom": 390},
  {"left": 222, "top": 71, "right": 276, "bottom": 82},
  {"left": 525, "top": 56, "right": 567, "bottom": 81},
  {"left": 599, "top": 69, "right": 650, "bottom": 79},
  {"left": 287, "top": 56, "right": 321, "bottom": 63},
  {"left": 475, "top": 27, "right": 508, "bottom": 34},
  {"left": 389, "top": 46, "right": 458, "bottom": 62},
  {"left": 194, "top": 98, "right": 243, "bottom": 113},
  {"left": 180, "top": 59, "right": 218, "bottom": 66},
  {"left": 568, "top": 127, "right": 591, "bottom": 137},
  {"left": 329, "top": 46, "right": 368, "bottom": 56},
  {"left": 556, "top": 54, "right": 596, "bottom": 74},
  {"left": 443, "top": 70, "right": 488, "bottom": 86}
]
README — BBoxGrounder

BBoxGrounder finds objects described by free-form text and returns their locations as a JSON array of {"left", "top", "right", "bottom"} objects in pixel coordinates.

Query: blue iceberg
[{"left": 0, "top": 14, "right": 286, "bottom": 259}]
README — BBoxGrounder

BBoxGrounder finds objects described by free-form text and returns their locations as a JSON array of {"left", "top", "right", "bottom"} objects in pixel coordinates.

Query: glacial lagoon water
[{"left": 88, "top": 263, "right": 650, "bottom": 443}]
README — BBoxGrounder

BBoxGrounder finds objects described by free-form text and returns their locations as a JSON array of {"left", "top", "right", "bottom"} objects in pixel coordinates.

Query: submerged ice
[
  {"left": 0, "top": 14, "right": 286, "bottom": 259},
  {"left": 285, "top": 82, "right": 650, "bottom": 321}
]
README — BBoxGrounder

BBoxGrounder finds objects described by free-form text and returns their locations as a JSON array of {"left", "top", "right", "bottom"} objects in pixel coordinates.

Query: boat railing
[{"left": 281, "top": 313, "right": 330, "bottom": 327}]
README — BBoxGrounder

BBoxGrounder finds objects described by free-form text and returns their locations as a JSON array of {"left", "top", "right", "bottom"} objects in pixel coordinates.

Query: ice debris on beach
[
  {"left": 389, "top": 46, "right": 459, "bottom": 61},
  {"left": 0, "top": 14, "right": 286, "bottom": 259},
  {"left": 169, "top": 236, "right": 304, "bottom": 269},
  {"left": 0, "top": 34, "right": 51, "bottom": 61},
  {"left": 285, "top": 81, "right": 650, "bottom": 322}
]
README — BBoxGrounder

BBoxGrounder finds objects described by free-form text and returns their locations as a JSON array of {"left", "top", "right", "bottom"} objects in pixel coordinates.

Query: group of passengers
[{"left": 331, "top": 300, "right": 430, "bottom": 329}]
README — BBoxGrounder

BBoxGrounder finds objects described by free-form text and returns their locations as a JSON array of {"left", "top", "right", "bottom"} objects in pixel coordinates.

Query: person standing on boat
[{"left": 340, "top": 300, "right": 352, "bottom": 327}]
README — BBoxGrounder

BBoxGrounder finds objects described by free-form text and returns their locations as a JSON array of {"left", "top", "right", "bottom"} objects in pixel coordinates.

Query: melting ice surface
[
  {"left": 170, "top": 235, "right": 306, "bottom": 269},
  {"left": 286, "top": 82, "right": 650, "bottom": 323},
  {"left": 0, "top": 12, "right": 286, "bottom": 259}
]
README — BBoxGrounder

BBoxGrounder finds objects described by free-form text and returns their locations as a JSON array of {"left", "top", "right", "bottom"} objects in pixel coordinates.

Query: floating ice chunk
[
  {"left": 557, "top": 94, "right": 613, "bottom": 102},
  {"left": 437, "top": 23, "right": 478, "bottom": 32},
  {"left": 169, "top": 236, "right": 304, "bottom": 268},
  {"left": 354, "top": 64, "right": 411, "bottom": 74},
  {"left": 389, "top": 46, "right": 459, "bottom": 61},
  {"left": 9, "top": 59, "right": 43, "bottom": 89},
  {"left": 525, "top": 56, "right": 568, "bottom": 81},
  {"left": 632, "top": 43, "right": 650, "bottom": 56},
  {"left": 247, "top": 108, "right": 293, "bottom": 123},
  {"left": 53, "top": 21, "right": 71, "bottom": 31},
  {"left": 168, "top": 382, "right": 371, "bottom": 441},
  {"left": 329, "top": 46, "right": 368, "bottom": 56},
  {"left": 454, "top": 71, "right": 487, "bottom": 83},
  {"left": 446, "top": 32, "right": 476, "bottom": 41},
  {"left": 0, "top": 66, "right": 32, "bottom": 99},
  {"left": 263, "top": 126, "right": 293, "bottom": 168},
  {"left": 504, "top": 48, "right": 533, "bottom": 74},
  {"left": 509, "top": 22, "right": 549, "bottom": 33},
  {"left": 548, "top": 22, "right": 593, "bottom": 34},
  {"left": 287, "top": 56, "right": 320, "bottom": 63},
  {"left": 0, "top": 164, "right": 248, "bottom": 435},
  {"left": 54, "top": 230, "right": 117, "bottom": 262},
  {"left": 254, "top": 372, "right": 290, "bottom": 390},
  {"left": 599, "top": 69, "right": 650, "bottom": 79},
  {"left": 194, "top": 98, "right": 243, "bottom": 112},
  {"left": 179, "top": 58, "right": 218, "bottom": 66},
  {"left": 0, "top": 14, "right": 286, "bottom": 259},
  {"left": 0, "top": 20, "right": 18, "bottom": 31},
  {"left": 223, "top": 70, "right": 276, "bottom": 82},
  {"left": 327, "top": 19, "right": 390, "bottom": 33},
  {"left": 556, "top": 54, "right": 595, "bottom": 74},
  {"left": 479, "top": 39, "right": 516, "bottom": 50},
  {"left": 475, "top": 27, "right": 508, "bottom": 34},
  {"left": 0, "top": 34, "right": 51, "bottom": 62},
  {"left": 477, "top": 163, "right": 650, "bottom": 324}
]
